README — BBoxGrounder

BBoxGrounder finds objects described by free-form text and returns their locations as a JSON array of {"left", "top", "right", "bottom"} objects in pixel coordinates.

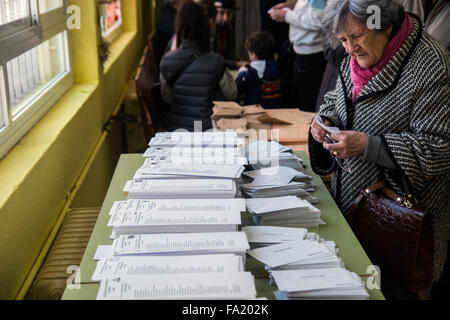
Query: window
[
  {"left": 0, "top": 0, "right": 72, "bottom": 158},
  {"left": 99, "top": 0, "right": 123, "bottom": 44}
]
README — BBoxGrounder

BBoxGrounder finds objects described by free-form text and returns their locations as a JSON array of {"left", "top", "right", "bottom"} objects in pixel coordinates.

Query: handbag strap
[{"left": 366, "top": 181, "right": 415, "bottom": 209}]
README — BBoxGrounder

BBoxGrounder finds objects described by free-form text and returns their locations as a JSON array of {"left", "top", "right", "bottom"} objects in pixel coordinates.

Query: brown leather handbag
[{"left": 347, "top": 181, "right": 434, "bottom": 291}]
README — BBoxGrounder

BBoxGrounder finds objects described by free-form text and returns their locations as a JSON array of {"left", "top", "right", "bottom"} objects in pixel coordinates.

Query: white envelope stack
[
  {"left": 272, "top": 268, "right": 369, "bottom": 300},
  {"left": 246, "top": 140, "right": 305, "bottom": 172},
  {"left": 243, "top": 226, "right": 369, "bottom": 300},
  {"left": 240, "top": 166, "right": 318, "bottom": 203},
  {"left": 245, "top": 196, "right": 322, "bottom": 229}
]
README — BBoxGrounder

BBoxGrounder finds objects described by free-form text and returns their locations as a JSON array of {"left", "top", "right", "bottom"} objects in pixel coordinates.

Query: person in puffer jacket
[
  {"left": 160, "top": 0, "right": 237, "bottom": 131},
  {"left": 236, "top": 31, "right": 283, "bottom": 109}
]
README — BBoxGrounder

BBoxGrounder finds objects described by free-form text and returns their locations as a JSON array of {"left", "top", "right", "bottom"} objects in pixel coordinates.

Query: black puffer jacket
[{"left": 160, "top": 40, "right": 227, "bottom": 131}]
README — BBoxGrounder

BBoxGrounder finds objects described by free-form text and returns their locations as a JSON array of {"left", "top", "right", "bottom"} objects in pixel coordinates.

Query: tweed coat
[{"left": 309, "top": 15, "right": 450, "bottom": 281}]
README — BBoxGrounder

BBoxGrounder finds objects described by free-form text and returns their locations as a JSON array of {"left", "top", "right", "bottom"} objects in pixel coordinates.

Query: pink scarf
[{"left": 351, "top": 14, "right": 413, "bottom": 101}]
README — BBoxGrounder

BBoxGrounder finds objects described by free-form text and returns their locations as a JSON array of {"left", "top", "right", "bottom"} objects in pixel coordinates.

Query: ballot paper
[
  {"left": 314, "top": 116, "right": 351, "bottom": 173},
  {"left": 108, "top": 200, "right": 244, "bottom": 236},
  {"left": 140, "top": 155, "right": 248, "bottom": 167},
  {"left": 314, "top": 115, "right": 341, "bottom": 135},
  {"left": 243, "top": 166, "right": 313, "bottom": 185},
  {"left": 112, "top": 232, "right": 250, "bottom": 257},
  {"left": 247, "top": 153, "right": 305, "bottom": 172},
  {"left": 246, "top": 197, "right": 322, "bottom": 228},
  {"left": 247, "top": 240, "right": 332, "bottom": 268},
  {"left": 245, "top": 196, "right": 309, "bottom": 214},
  {"left": 246, "top": 140, "right": 293, "bottom": 158},
  {"left": 270, "top": 255, "right": 344, "bottom": 271},
  {"left": 144, "top": 147, "right": 245, "bottom": 159},
  {"left": 149, "top": 132, "right": 243, "bottom": 148},
  {"left": 241, "top": 182, "right": 314, "bottom": 200},
  {"left": 264, "top": 235, "right": 342, "bottom": 271},
  {"left": 109, "top": 199, "right": 246, "bottom": 216},
  {"left": 143, "top": 147, "right": 247, "bottom": 165},
  {"left": 240, "top": 167, "right": 316, "bottom": 199},
  {"left": 135, "top": 161, "right": 244, "bottom": 180},
  {"left": 92, "top": 254, "right": 244, "bottom": 281},
  {"left": 96, "top": 273, "right": 257, "bottom": 300},
  {"left": 124, "top": 179, "right": 238, "bottom": 199},
  {"left": 271, "top": 268, "right": 369, "bottom": 300},
  {"left": 242, "top": 226, "right": 307, "bottom": 245}
]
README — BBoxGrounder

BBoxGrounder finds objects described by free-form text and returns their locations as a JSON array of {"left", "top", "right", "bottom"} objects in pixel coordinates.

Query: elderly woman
[{"left": 309, "top": 0, "right": 450, "bottom": 295}]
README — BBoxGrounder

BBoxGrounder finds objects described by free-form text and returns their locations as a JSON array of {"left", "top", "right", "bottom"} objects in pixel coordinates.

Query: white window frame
[
  {"left": 0, "top": 0, "right": 73, "bottom": 159},
  {"left": 99, "top": 0, "right": 123, "bottom": 44}
]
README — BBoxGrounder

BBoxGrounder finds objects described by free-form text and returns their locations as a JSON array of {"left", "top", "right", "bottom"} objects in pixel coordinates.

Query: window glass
[
  {"left": 38, "top": 0, "right": 63, "bottom": 14},
  {"left": 0, "top": 0, "right": 30, "bottom": 25},
  {"left": 6, "top": 31, "right": 69, "bottom": 118}
]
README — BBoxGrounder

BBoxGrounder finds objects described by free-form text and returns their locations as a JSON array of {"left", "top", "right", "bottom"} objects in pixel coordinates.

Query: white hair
[{"left": 323, "top": 0, "right": 405, "bottom": 48}]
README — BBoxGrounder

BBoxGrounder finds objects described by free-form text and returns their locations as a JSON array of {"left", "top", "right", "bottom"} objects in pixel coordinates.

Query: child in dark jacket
[{"left": 236, "top": 31, "right": 282, "bottom": 108}]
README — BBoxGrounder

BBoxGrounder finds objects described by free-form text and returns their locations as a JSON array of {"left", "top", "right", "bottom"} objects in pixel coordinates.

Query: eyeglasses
[{"left": 324, "top": 133, "right": 351, "bottom": 173}]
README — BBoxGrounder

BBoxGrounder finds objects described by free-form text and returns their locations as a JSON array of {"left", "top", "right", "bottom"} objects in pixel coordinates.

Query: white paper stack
[
  {"left": 272, "top": 268, "right": 369, "bottom": 300},
  {"left": 107, "top": 199, "right": 245, "bottom": 236},
  {"left": 143, "top": 147, "right": 247, "bottom": 165},
  {"left": 242, "top": 226, "right": 308, "bottom": 248},
  {"left": 92, "top": 254, "right": 244, "bottom": 281},
  {"left": 246, "top": 140, "right": 304, "bottom": 172},
  {"left": 245, "top": 196, "right": 322, "bottom": 229},
  {"left": 149, "top": 132, "right": 244, "bottom": 148},
  {"left": 96, "top": 273, "right": 257, "bottom": 300},
  {"left": 240, "top": 167, "right": 317, "bottom": 201},
  {"left": 247, "top": 240, "right": 341, "bottom": 270},
  {"left": 246, "top": 140, "right": 293, "bottom": 156},
  {"left": 133, "top": 161, "right": 245, "bottom": 181},
  {"left": 123, "top": 179, "right": 239, "bottom": 199},
  {"left": 109, "top": 232, "right": 250, "bottom": 261}
]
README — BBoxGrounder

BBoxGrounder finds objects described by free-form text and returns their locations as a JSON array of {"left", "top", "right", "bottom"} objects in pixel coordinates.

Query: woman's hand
[
  {"left": 323, "top": 131, "right": 368, "bottom": 159},
  {"left": 310, "top": 118, "right": 332, "bottom": 144}
]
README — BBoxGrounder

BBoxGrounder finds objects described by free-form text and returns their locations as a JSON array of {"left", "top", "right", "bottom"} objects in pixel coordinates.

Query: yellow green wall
[{"left": 0, "top": 0, "right": 154, "bottom": 299}]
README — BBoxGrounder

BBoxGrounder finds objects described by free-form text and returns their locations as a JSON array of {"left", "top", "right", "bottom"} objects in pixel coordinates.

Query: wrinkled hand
[
  {"left": 310, "top": 118, "right": 332, "bottom": 144},
  {"left": 323, "top": 131, "right": 368, "bottom": 159},
  {"left": 270, "top": 9, "right": 287, "bottom": 22}
]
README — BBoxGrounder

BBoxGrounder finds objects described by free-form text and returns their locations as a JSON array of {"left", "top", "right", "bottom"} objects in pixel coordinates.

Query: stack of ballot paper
[
  {"left": 247, "top": 239, "right": 343, "bottom": 271},
  {"left": 242, "top": 226, "right": 307, "bottom": 248},
  {"left": 241, "top": 167, "right": 317, "bottom": 202},
  {"left": 149, "top": 131, "right": 244, "bottom": 148},
  {"left": 96, "top": 273, "right": 257, "bottom": 300},
  {"left": 92, "top": 254, "right": 245, "bottom": 281},
  {"left": 272, "top": 268, "right": 369, "bottom": 300},
  {"left": 246, "top": 140, "right": 305, "bottom": 172},
  {"left": 107, "top": 199, "right": 245, "bottom": 237},
  {"left": 123, "top": 179, "right": 239, "bottom": 199},
  {"left": 103, "top": 232, "right": 250, "bottom": 261},
  {"left": 245, "top": 196, "right": 322, "bottom": 229},
  {"left": 143, "top": 147, "right": 247, "bottom": 165},
  {"left": 133, "top": 161, "right": 245, "bottom": 180}
]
